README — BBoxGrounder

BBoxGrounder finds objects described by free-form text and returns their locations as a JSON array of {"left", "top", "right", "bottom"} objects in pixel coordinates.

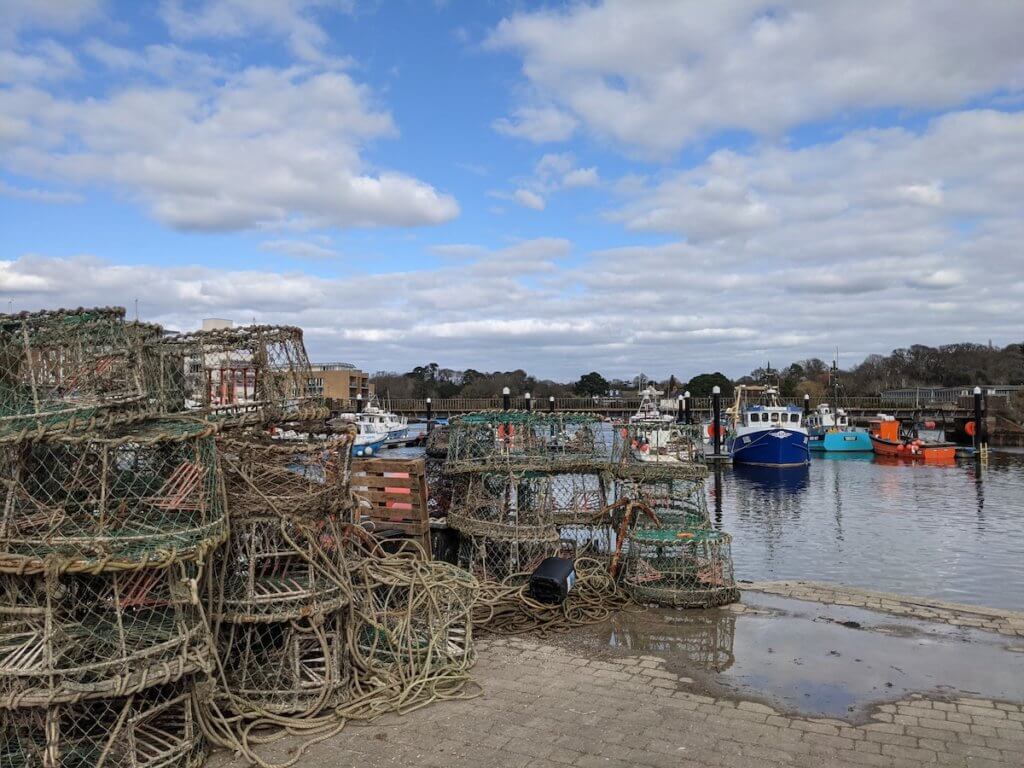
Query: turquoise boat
[{"left": 806, "top": 404, "right": 873, "bottom": 452}]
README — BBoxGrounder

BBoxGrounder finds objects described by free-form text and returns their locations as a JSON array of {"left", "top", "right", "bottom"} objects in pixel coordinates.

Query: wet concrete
[{"left": 553, "top": 592, "right": 1024, "bottom": 720}]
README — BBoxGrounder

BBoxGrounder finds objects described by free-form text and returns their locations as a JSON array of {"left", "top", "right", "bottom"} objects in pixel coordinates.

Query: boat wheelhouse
[
  {"left": 727, "top": 386, "right": 809, "bottom": 467},
  {"left": 806, "top": 404, "right": 873, "bottom": 452}
]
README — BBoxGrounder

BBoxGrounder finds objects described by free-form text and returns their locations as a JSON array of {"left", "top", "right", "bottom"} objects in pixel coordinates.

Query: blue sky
[{"left": 2, "top": 1, "right": 1023, "bottom": 380}]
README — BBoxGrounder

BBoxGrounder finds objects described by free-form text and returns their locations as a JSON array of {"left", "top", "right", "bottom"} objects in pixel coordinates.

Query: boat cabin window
[
  {"left": 748, "top": 413, "right": 759, "bottom": 423},
  {"left": 770, "top": 413, "right": 779, "bottom": 423},
  {"left": 791, "top": 413, "right": 801, "bottom": 424}
]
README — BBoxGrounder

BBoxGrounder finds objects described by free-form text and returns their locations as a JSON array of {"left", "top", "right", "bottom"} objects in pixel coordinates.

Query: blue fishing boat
[
  {"left": 727, "top": 386, "right": 809, "bottom": 467},
  {"left": 806, "top": 404, "right": 873, "bottom": 452}
]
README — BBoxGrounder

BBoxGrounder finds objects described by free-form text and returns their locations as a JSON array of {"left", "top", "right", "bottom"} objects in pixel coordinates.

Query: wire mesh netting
[
  {"left": 0, "top": 308, "right": 151, "bottom": 443},
  {"left": 213, "top": 614, "right": 351, "bottom": 716},
  {"left": 0, "top": 563, "right": 211, "bottom": 709},
  {"left": 218, "top": 431, "right": 356, "bottom": 522},
  {"left": 127, "top": 322, "right": 188, "bottom": 417},
  {"left": 0, "top": 418, "right": 227, "bottom": 575},
  {"left": 622, "top": 528, "right": 739, "bottom": 608},
  {"left": 610, "top": 423, "right": 708, "bottom": 482},
  {"left": 423, "top": 425, "right": 448, "bottom": 460},
  {"left": 456, "top": 532, "right": 560, "bottom": 583},
  {"left": 446, "top": 471, "right": 558, "bottom": 539},
  {"left": 444, "top": 412, "right": 613, "bottom": 474},
  {"left": 0, "top": 680, "right": 205, "bottom": 768},
  {"left": 205, "top": 514, "right": 358, "bottom": 624},
  {"left": 165, "top": 325, "right": 323, "bottom": 427},
  {"left": 613, "top": 478, "right": 711, "bottom": 531}
]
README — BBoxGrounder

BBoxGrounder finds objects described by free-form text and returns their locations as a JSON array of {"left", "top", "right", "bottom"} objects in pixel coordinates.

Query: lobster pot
[
  {"left": 127, "top": 323, "right": 188, "bottom": 416},
  {"left": 447, "top": 471, "right": 557, "bottom": 536},
  {"left": 456, "top": 530, "right": 560, "bottom": 583},
  {"left": 0, "top": 307, "right": 147, "bottom": 442},
  {"left": 351, "top": 559, "right": 477, "bottom": 675},
  {"left": 219, "top": 432, "right": 356, "bottom": 522},
  {"left": 424, "top": 425, "right": 449, "bottom": 460},
  {"left": 0, "top": 564, "right": 211, "bottom": 708},
  {"left": 424, "top": 457, "right": 452, "bottom": 519},
  {"left": 611, "top": 422, "right": 706, "bottom": 470},
  {"left": 444, "top": 412, "right": 612, "bottom": 474},
  {"left": 213, "top": 613, "right": 350, "bottom": 716},
  {"left": 0, "top": 681, "right": 205, "bottom": 768},
  {"left": 206, "top": 514, "right": 357, "bottom": 624},
  {"left": 622, "top": 529, "right": 739, "bottom": 608},
  {"left": 0, "top": 419, "right": 226, "bottom": 575},
  {"left": 549, "top": 472, "right": 606, "bottom": 527},
  {"left": 615, "top": 477, "right": 710, "bottom": 531},
  {"left": 165, "top": 325, "right": 322, "bottom": 427}
]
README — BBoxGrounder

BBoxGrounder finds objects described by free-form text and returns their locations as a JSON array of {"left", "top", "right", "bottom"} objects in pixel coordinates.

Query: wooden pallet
[{"left": 351, "top": 458, "right": 430, "bottom": 554}]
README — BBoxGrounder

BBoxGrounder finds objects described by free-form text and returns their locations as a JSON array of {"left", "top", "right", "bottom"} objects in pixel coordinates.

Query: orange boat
[{"left": 868, "top": 416, "right": 956, "bottom": 462}]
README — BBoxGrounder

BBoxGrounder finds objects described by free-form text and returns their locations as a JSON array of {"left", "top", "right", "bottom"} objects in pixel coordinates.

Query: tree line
[{"left": 370, "top": 342, "right": 1024, "bottom": 401}]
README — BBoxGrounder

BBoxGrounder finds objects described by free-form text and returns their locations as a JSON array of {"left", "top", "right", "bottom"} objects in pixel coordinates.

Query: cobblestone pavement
[
  {"left": 216, "top": 633, "right": 1024, "bottom": 768},
  {"left": 743, "top": 581, "right": 1024, "bottom": 638}
]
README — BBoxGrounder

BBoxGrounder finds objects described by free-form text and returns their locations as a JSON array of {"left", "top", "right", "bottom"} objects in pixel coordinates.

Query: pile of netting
[
  {"left": 164, "top": 325, "right": 324, "bottom": 428},
  {"left": 0, "top": 410, "right": 225, "bottom": 766},
  {"left": 0, "top": 307, "right": 152, "bottom": 442},
  {"left": 197, "top": 425, "right": 481, "bottom": 767}
]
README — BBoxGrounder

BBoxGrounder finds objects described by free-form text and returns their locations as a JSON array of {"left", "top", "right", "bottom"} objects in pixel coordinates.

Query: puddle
[{"left": 558, "top": 592, "right": 1024, "bottom": 719}]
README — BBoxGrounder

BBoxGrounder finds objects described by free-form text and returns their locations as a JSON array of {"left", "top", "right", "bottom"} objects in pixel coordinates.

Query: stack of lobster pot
[
  {"left": 168, "top": 324, "right": 364, "bottom": 749},
  {"left": 0, "top": 307, "right": 227, "bottom": 768},
  {"left": 443, "top": 410, "right": 616, "bottom": 580}
]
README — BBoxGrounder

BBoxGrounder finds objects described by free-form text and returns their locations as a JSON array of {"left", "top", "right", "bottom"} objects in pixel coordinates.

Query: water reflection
[
  {"left": 605, "top": 611, "right": 736, "bottom": 672},
  {"left": 718, "top": 450, "right": 1024, "bottom": 611},
  {"left": 584, "top": 593, "right": 1024, "bottom": 717}
]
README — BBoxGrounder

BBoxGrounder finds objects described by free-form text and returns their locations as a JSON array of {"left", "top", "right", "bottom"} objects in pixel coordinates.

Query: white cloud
[
  {"left": 159, "top": 0, "right": 354, "bottom": 63},
  {"left": 513, "top": 188, "right": 545, "bottom": 210},
  {"left": 489, "top": 1, "right": 1024, "bottom": 155},
  {"left": 3, "top": 0, "right": 102, "bottom": 39},
  {"left": 562, "top": 166, "right": 598, "bottom": 188},
  {"left": 0, "top": 180, "right": 82, "bottom": 204},
  {"left": 259, "top": 238, "right": 340, "bottom": 260},
  {"left": 1, "top": 66, "right": 459, "bottom": 231},
  {"left": 493, "top": 105, "right": 578, "bottom": 143},
  {"left": 0, "top": 41, "right": 78, "bottom": 83}
]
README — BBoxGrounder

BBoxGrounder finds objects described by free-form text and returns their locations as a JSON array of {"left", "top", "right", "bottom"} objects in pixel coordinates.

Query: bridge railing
[{"left": 327, "top": 395, "right": 916, "bottom": 416}]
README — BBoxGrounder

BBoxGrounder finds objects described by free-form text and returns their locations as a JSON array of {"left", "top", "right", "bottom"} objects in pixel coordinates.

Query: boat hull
[
  {"left": 809, "top": 429, "right": 873, "bottom": 452},
  {"left": 729, "top": 428, "right": 809, "bottom": 467},
  {"left": 352, "top": 437, "right": 386, "bottom": 457},
  {"left": 870, "top": 435, "right": 956, "bottom": 462}
]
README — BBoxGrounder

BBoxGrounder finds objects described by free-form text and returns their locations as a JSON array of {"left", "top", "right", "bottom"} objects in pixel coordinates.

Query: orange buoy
[{"left": 965, "top": 421, "right": 977, "bottom": 437}]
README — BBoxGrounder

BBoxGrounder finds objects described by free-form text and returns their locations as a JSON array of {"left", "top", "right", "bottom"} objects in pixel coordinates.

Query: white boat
[
  {"left": 626, "top": 387, "right": 699, "bottom": 462},
  {"left": 334, "top": 397, "right": 408, "bottom": 442}
]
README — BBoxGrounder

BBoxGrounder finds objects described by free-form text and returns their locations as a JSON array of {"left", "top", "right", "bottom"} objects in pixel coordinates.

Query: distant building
[
  {"left": 201, "top": 318, "right": 232, "bottom": 331},
  {"left": 881, "top": 385, "right": 1024, "bottom": 405},
  {"left": 307, "top": 362, "right": 372, "bottom": 401}
]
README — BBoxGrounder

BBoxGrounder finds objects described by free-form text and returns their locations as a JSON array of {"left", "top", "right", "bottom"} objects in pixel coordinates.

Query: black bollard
[
  {"left": 684, "top": 390, "right": 691, "bottom": 425},
  {"left": 712, "top": 385, "right": 722, "bottom": 456},
  {"left": 426, "top": 397, "right": 433, "bottom": 434},
  {"left": 525, "top": 392, "right": 532, "bottom": 412},
  {"left": 676, "top": 394, "right": 685, "bottom": 424},
  {"left": 356, "top": 393, "right": 363, "bottom": 413},
  {"left": 803, "top": 393, "right": 810, "bottom": 419},
  {"left": 502, "top": 386, "right": 511, "bottom": 411},
  {"left": 548, "top": 395, "right": 555, "bottom": 413},
  {"left": 973, "top": 386, "right": 982, "bottom": 450}
]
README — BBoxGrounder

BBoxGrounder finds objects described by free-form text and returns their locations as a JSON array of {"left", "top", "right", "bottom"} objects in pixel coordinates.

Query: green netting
[
  {"left": 447, "top": 471, "right": 558, "bottom": 538},
  {"left": 164, "top": 324, "right": 324, "bottom": 428},
  {"left": 0, "top": 308, "right": 151, "bottom": 443},
  {"left": 0, "top": 680, "right": 205, "bottom": 768},
  {"left": 622, "top": 528, "right": 739, "bottom": 608},
  {"left": 445, "top": 411, "right": 613, "bottom": 474},
  {"left": 0, "top": 418, "right": 227, "bottom": 574},
  {"left": 0, "top": 562, "right": 212, "bottom": 708}
]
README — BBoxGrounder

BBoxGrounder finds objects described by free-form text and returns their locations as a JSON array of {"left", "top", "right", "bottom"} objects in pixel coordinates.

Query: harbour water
[
  {"left": 387, "top": 425, "right": 1024, "bottom": 612},
  {"left": 715, "top": 449, "right": 1024, "bottom": 611}
]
